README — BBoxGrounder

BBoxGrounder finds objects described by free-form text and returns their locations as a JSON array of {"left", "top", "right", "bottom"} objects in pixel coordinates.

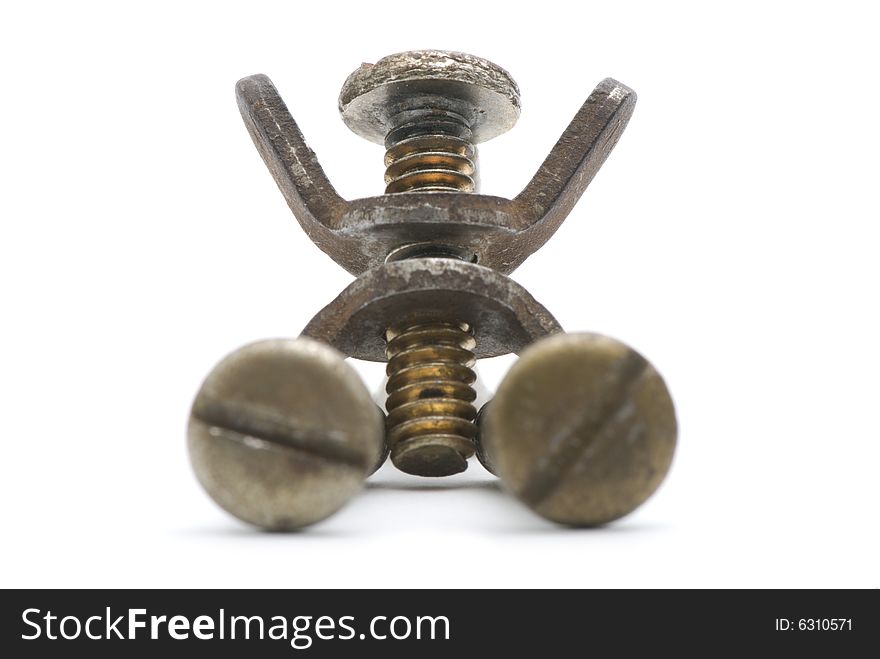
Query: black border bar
[{"left": 2, "top": 589, "right": 876, "bottom": 655}]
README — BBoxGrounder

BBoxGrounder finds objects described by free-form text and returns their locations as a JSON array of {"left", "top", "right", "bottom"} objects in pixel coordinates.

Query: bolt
[
  {"left": 477, "top": 333, "right": 677, "bottom": 526},
  {"left": 188, "top": 338, "right": 385, "bottom": 530},
  {"left": 338, "top": 50, "right": 520, "bottom": 477}
]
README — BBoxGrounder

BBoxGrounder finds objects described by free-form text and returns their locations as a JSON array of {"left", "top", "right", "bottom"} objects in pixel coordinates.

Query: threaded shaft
[
  {"left": 383, "top": 109, "right": 478, "bottom": 194},
  {"left": 384, "top": 321, "right": 478, "bottom": 476},
  {"left": 382, "top": 108, "right": 481, "bottom": 475}
]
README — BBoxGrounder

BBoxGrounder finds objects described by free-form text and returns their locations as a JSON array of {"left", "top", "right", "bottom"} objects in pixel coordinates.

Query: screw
[
  {"left": 339, "top": 50, "right": 520, "bottom": 194},
  {"left": 338, "top": 50, "right": 520, "bottom": 477},
  {"left": 477, "top": 333, "right": 677, "bottom": 526},
  {"left": 188, "top": 338, "right": 385, "bottom": 530}
]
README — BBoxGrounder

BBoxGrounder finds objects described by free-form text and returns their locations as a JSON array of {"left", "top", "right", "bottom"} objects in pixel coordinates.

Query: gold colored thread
[
  {"left": 384, "top": 321, "right": 478, "bottom": 461},
  {"left": 384, "top": 134, "right": 476, "bottom": 193}
]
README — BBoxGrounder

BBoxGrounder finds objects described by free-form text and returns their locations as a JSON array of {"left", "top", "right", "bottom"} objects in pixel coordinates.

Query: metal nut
[
  {"left": 188, "top": 338, "right": 384, "bottom": 530},
  {"left": 479, "top": 333, "right": 677, "bottom": 526}
]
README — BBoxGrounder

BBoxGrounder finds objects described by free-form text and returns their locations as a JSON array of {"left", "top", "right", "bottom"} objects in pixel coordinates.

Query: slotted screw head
[
  {"left": 479, "top": 333, "right": 677, "bottom": 526},
  {"left": 188, "top": 338, "right": 384, "bottom": 530}
]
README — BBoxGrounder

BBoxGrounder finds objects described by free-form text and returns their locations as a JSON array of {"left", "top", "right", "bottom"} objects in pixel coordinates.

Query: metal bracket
[
  {"left": 236, "top": 74, "right": 636, "bottom": 276},
  {"left": 302, "top": 259, "right": 562, "bottom": 362}
]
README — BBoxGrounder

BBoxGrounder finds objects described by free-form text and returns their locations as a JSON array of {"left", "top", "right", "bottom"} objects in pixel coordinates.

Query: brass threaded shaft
[
  {"left": 383, "top": 111, "right": 477, "bottom": 194},
  {"left": 381, "top": 105, "right": 482, "bottom": 475},
  {"left": 384, "top": 321, "right": 478, "bottom": 476}
]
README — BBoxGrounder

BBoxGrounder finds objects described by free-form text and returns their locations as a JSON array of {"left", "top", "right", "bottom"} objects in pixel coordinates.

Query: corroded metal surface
[
  {"left": 235, "top": 75, "right": 349, "bottom": 263},
  {"left": 478, "top": 333, "right": 677, "bottom": 526},
  {"left": 336, "top": 52, "right": 527, "bottom": 476},
  {"left": 188, "top": 338, "right": 385, "bottom": 530},
  {"left": 301, "top": 259, "right": 562, "bottom": 362},
  {"left": 226, "top": 51, "right": 672, "bottom": 502},
  {"left": 236, "top": 73, "right": 635, "bottom": 275},
  {"left": 339, "top": 50, "right": 521, "bottom": 145}
]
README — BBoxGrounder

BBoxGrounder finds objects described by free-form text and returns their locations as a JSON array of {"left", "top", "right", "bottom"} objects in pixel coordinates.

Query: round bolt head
[
  {"left": 339, "top": 50, "right": 521, "bottom": 145},
  {"left": 480, "top": 333, "right": 677, "bottom": 526},
  {"left": 188, "top": 338, "right": 384, "bottom": 530}
]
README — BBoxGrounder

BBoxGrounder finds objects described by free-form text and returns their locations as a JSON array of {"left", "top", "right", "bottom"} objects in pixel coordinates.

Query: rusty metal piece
[
  {"left": 226, "top": 51, "right": 669, "bottom": 492},
  {"left": 188, "top": 45, "right": 676, "bottom": 525},
  {"left": 302, "top": 255, "right": 560, "bottom": 476},
  {"left": 236, "top": 72, "right": 635, "bottom": 275},
  {"left": 339, "top": 50, "right": 520, "bottom": 194},
  {"left": 478, "top": 333, "right": 677, "bottom": 526},
  {"left": 301, "top": 258, "right": 562, "bottom": 362},
  {"left": 188, "top": 338, "right": 385, "bottom": 530},
  {"left": 339, "top": 50, "right": 521, "bottom": 144},
  {"left": 336, "top": 48, "right": 524, "bottom": 474}
]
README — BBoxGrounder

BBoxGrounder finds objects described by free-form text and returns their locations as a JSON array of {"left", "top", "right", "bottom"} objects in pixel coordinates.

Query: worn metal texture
[
  {"left": 235, "top": 75, "right": 349, "bottom": 266},
  {"left": 301, "top": 258, "right": 562, "bottom": 362},
  {"left": 236, "top": 73, "right": 635, "bottom": 276},
  {"left": 188, "top": 338, "right": 385, "bottom": 530},
  {"left": 478, "top": 333, "right": 677, "bottom": 526},
  {"left": 232, "top": 53, "right": 654, "bottom": 486},
  {"left": 341, "top": 52, "right": 518, "bottom": 194},
  {"left": 384, "top": 321, "right": 478, "bottom": 476},
  {"left": 339, "top": 50, "right": 521, "bottom": 145}
]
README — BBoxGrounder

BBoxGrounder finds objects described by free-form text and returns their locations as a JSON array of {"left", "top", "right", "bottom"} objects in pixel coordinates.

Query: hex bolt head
[
  {"left": 188, "top": 338, "right": 385, "bottom": 530},
  {"left": 479, "top": 333, "right": 677, "bottom": 526}
]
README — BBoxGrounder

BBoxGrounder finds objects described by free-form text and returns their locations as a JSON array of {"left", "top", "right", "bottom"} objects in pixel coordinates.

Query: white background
[{"left": 2, "top": 1, "right": 878, "bottom": 588}]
